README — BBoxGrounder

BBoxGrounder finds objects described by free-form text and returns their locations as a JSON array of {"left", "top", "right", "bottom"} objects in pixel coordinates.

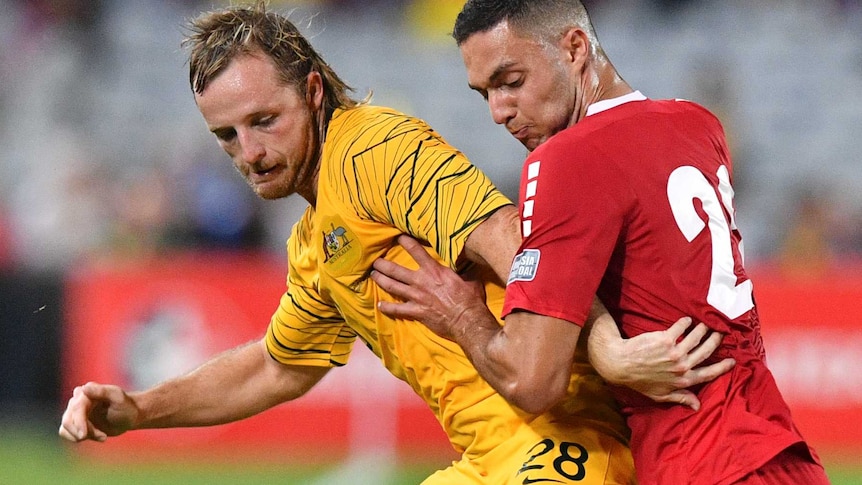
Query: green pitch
[
  {"left": 0, "top": 426, "right": 437, "bottom": 485},
  {"left": 2, "top": 426, "right": 859, "bottom": 485}
]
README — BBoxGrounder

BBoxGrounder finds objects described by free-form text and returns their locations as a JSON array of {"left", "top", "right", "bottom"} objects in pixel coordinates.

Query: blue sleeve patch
[{"left": 507, "top": 249, "right": 541, "bottom": 284}]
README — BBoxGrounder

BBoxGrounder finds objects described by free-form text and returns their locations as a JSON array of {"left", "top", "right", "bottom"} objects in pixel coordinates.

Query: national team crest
[
  {"left": 324, "top": 225, "right": 349, "bottom": 255},
  {"left": 320, "top": 216, "right": 361, "bottom": 274}
]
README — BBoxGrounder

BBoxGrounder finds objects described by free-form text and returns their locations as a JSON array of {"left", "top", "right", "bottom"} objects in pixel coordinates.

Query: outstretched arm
[{"left": 59, "top": 338, "right": 329, "bottom": 442}]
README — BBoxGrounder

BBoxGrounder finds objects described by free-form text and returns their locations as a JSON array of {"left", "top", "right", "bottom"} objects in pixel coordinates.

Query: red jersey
[{"left": 503, "top": 94, "right": 820, "bottom": 485}]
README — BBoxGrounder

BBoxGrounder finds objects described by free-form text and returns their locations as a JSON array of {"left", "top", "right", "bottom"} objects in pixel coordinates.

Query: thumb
[
  {"left": 81, "top": 382, "right": 120, "bottom": 403},
  {"left": 661, "top": 390, "right": 701, "bottom": 412}
]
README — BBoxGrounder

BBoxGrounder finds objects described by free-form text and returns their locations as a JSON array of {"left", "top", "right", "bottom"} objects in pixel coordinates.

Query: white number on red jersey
[{"left": 667, "top": 165, "right": 753, "bottom": 319}]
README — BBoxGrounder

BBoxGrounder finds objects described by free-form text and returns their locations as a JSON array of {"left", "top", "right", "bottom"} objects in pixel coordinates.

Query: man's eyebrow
[{"left": 470, "top": 61, "right": 519, "bottom": 92}]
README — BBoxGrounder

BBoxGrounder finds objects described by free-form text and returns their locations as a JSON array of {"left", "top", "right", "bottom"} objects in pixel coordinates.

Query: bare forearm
[
  {"left": 462, "top": 205, "right": 521, "bottom": 283},
  {"left": 448, "top": 306, "right": 524, "bottom": 402},
  {"left": 584, "top": 298, "right": 628, "bottom": 383},
  {"left": 448, "top": 307, "right": 577, "bottom": 415},
  {"left": 130, "top": 340, "right": 312, "bottom": 429}
]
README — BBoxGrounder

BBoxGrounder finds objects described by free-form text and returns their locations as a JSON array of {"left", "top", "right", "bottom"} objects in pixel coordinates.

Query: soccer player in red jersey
[{"left": 371, "top": 1, "right": 831, "bottom": 484}]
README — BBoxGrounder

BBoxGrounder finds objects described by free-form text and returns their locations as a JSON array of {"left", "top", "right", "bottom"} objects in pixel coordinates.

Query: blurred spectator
[
  {"left": 107, "top": 167, "right": 175, "bottom": 259},
  {"left": 171, "top": 156, "right": 267, "bottom": 250},
  {"left": 778, "top": 185, "right": 839, "bottom": 279},
  {"left": 406, "top": 0, "right": 463, "bottom": 42}
]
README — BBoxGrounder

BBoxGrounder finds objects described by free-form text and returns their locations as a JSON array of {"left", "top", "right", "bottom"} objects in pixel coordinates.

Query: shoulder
[
  {"left": 528, "top": 124, "right": 605, "bottom": 177},
  {"left": 654, "top": 98, "right": 725, "bottom": 130},
  {"left": 329, "top": 105, "right": 436, "bottom": 144},
  {"left": 326, "top": 105, "right": 464, "bottom": 172}
]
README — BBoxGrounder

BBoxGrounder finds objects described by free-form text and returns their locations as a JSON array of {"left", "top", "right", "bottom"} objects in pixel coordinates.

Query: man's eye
[
  {"left": 256, "top": 116, "right": 275, "bottom": 127},
  {"left": 214, "top": 129, "right": 236, "bottom": 142}
]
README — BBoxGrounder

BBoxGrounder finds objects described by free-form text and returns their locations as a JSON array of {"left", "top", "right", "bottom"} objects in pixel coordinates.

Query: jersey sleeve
[
  {"left": 265, "top": 215, "right": 357, "bottom": 367},
  {"left": 337, "top": 110, "right": 512, "bottom": 268},
  {"left": 265, "top": 284, "right": 357, "bottom": 368},
  {"left": 503, "top": 141, "right": 633, "bottom": 325}
]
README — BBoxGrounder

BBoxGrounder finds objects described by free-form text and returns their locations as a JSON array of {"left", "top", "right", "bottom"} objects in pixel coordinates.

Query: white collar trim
[{"left": 586, "top": 90, "right": 647, "bottom": 117}]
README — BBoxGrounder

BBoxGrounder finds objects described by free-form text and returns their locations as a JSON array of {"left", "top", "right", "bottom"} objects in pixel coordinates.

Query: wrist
[
  {"left": 126, "top": 391, "right": 153, "bottom": 430},
  {"left": 449, "top": 303, "right": 495, "bottom": 344},
  {"left": 589, "top": 329, "right": 629, "bottom": 385}
]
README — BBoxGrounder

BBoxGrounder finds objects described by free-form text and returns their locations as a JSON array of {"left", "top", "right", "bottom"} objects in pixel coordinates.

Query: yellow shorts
[{"left": 422, "top": 419, "right": 636, "bottom": 485}]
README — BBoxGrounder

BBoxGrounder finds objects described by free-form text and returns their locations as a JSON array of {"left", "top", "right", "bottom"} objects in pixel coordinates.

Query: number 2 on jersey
[{"left": 667, "top": 165, "right": 753, "bottom": 319}]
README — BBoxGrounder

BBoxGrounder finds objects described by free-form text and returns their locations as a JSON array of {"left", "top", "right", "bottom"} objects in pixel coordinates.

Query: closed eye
[
  {"left": 254, "top": 115, "right": 276, "bottom": 128},
  {"left": 213, "top": 128, "right": 236, "bottom": 142},
  {"left": 504, "top": 79, "right": 523, "bottom": 89}
]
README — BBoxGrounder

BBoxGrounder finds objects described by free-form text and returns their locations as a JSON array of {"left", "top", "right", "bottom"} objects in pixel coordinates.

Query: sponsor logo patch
[{"left": 508, "top": 249, "right": 541, "bottom": 284}]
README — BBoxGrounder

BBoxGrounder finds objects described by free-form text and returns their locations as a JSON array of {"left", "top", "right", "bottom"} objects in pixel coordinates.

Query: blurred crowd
[{"left": 1, "top": 0, "right": 861, "bottom": 275}]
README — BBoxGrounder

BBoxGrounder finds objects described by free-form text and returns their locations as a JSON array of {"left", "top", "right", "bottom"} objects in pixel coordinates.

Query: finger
[
  {"left": 59, "top": 409, "right": 85, "bottom": 442},
  {"left": 664, "top": 317, "right": 693, "bottom": 341},
  {"left": 61, "top": 386, "right": 94, "bottom": 441},
  {"left": 59, "top": 422, "right": 82, "bottom": 442},
  {"left": 87, "top": 420, "right": 108, "bottom": 442},
  {"left": 675, "top": 322, "right": 710, "bottom": 356},
  {"left": 376, "top": 300, "right": 421, "bottom": 321},
  {"left": 372, "top": 257, "right": 416, "bottom": 285},
  {"left": 370, "top": 267, "right": 415, "bottom": 300},
  {"left": 396, "top": 235, "right": 436, "bottom": 267},
  {"left": 687, "top": 357, "right": 736, "bottom": 386},
  {"left": 81, "top": 382, "right": 118, "bottom": 403},
  {"left": 654, "top": 390, "right": 701, "bottom": 412},
  {"left": 686, "top": 331, "right": 723, "bottom": 366}
]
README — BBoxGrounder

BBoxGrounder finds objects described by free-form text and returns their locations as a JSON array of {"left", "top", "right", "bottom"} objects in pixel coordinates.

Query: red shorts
[{"left": 732, "top": 444, "right": 829, "bottom": 485}]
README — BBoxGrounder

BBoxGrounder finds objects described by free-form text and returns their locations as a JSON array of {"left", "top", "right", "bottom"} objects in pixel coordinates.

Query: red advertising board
[
  {"left": 61, "top": 253, "right": 862, "bottom": 463},
  {"left": 749, "top": 264, "right": 862, "bottom": 458}
]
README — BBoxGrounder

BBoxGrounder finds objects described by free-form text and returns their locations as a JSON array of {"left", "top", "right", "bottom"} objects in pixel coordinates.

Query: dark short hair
[{"left": 453, "top": 0, "right": 595, "bottom": 47}]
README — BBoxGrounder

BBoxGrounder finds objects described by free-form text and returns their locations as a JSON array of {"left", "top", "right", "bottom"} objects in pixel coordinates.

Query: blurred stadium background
[{"left": 1, "top": 0, "right": 861, "bottom": 483}]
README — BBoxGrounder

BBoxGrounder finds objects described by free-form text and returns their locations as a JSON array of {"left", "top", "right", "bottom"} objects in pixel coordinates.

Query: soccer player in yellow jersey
[{"left": 59, "top": 2, "right": 733, "bottom": 483}]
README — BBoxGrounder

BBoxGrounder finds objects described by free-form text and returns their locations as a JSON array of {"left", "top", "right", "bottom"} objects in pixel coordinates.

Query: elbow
[{"left": 503, "top": 374, "right": 568, "bottom": 415}]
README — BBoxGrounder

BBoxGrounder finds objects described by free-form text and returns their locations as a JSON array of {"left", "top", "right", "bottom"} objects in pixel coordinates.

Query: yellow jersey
[{"left": 265, "top": 105, "right": 628, "bottom": 462}]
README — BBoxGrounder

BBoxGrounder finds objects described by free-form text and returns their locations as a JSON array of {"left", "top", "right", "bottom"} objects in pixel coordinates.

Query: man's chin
[{"left": 250, "top": 183, "right": 289, "bottom": 200}]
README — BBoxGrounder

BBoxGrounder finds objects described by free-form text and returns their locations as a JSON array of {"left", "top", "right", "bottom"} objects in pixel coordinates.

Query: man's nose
[
  {"left": 238, "top": 130, "right": 265, "bottom": 164},
  {"left": 488, "top": 92, "right": 515, "bottom": 126}
]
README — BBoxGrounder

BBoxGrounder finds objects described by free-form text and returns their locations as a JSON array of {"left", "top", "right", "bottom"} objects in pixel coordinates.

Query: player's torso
[
  {"left": 293, "top": 106, "right": 528, "bottom": 457},
  {"left": 561, "top": 99, "right": 797, "bottom": 483},
  {"left": 579, "top": 100, "right": 757, "bottom": 349}
]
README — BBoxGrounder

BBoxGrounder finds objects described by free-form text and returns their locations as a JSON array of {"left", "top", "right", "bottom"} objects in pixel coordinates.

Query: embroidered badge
[{"left": 321, "top": 216, "right": 360, "bottom": 274}]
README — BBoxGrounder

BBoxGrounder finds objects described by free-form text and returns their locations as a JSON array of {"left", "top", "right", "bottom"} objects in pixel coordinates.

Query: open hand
[
  {"left": 371, "top": 235, "right": 487, "bottom": 340},
  {"left": 588, "top": 316, "right": 735, "bottom": 411}
]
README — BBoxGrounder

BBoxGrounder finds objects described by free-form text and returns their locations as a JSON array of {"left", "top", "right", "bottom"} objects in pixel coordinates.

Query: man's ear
[
  {"left": 306, "top": 71, "right": 324, "bottom": 110},
  {"left": 561, "top": 27, "right": 590, "bottom": 69}
]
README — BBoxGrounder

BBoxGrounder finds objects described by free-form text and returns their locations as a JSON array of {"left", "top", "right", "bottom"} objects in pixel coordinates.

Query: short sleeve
[
  {"left": 330, "top": 109, "right": 512, "bottom": 268},
  {"left": 265, "top": 285, "right": 357, "bottom": 367},
  {"left": 502, "top": 141, "right": 632, "bottom": 325}
]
